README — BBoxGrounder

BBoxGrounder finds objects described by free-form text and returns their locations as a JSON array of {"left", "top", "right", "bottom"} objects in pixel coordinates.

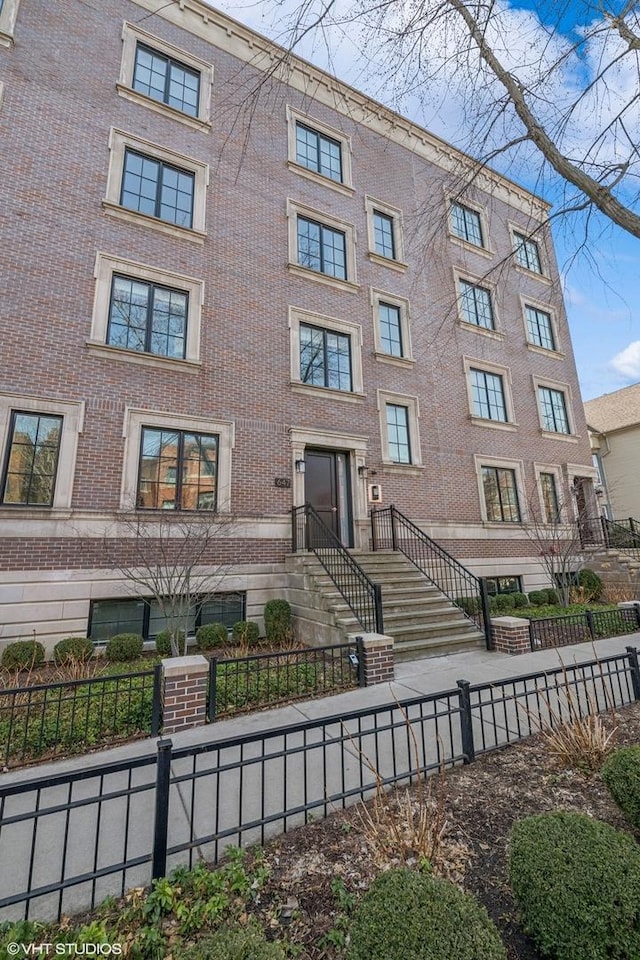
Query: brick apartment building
[{"left": 0, "top": 0, "right": 597, "bottom": 653}]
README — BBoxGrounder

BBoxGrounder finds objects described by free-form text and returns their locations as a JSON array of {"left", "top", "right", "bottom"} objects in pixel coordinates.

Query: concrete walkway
[{"left": 0, "top": 633, "right": 638, "bottom": 924}]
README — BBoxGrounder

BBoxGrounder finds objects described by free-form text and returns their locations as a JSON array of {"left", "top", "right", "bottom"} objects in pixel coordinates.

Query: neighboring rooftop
[{"left": 585, "top": 382, "right": 640, "bottom": 434}]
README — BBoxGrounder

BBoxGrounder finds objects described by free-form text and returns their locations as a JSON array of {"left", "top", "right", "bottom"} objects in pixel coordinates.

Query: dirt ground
[{"left": 241, "top": 701, "right": 640, "bottom": 960}]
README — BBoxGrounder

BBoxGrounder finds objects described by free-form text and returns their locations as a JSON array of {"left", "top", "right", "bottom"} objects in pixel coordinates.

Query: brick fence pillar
[
  {"left": 491, "top": 616, "right": 531, "bottom": 655},
  {"left": 161, "top": 655, "right": 209, "bottom": 734},
  {"left": 352, "top": 633, "right": 395, "bottom": 685}
]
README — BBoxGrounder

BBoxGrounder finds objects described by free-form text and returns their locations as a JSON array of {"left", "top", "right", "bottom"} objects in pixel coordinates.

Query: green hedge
[
  {"left": 263, "top": 599, "right": 292, "bottom": 645},
  {"left": 53, "top": 636, "right": 93, "bottom": 665},
  {"left": 105, "top": 633, "right": 144, "bottom": 663},
  {"left": 1, "top": 640, "right": 45, "bottom": 671},
  {"left": 172, "top": 922, "right": 286, "bottom": 960},
  {"left": 601, "top": 746, "right": 640, "bottom": 828},
  {"left": 510, "top": 811, "right": 640, "bottom": 960},
  {"left": 196, "top": 622, "right": 228, "bottom": 651},
  {"left": 347, "top": 868, "right": 505, "bottom": 960},
  {"left": 232, "top": 621, "right": 260, "bottom": 646}
]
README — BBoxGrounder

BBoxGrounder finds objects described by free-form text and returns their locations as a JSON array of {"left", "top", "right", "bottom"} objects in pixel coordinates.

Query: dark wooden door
[{"left": 305, "top": 449, "right": 340, "bottom": 538}]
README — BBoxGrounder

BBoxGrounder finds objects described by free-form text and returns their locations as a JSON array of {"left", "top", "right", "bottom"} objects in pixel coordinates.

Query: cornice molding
[{"left": 131, "top": 0, "right": 549, "bottom": 219}]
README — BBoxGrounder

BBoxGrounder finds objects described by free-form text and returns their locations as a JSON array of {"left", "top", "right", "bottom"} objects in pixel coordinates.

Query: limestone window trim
[
  {"left": 377, "top": 389, "right": 422, "bottom": 469},
  {"left": 370, "top": 287, "right": 414, "bottom": 366},
  {"left": 288, "top": 426, "right": 369, "bottom": 521},
  {"left": 285, "top": 105, "right": 354, "bottom": 195},
  {"left": 463, "top": 356, "right": 517, "bottom": 431},
  {"left": 103, "top": 128, "right": 209, "bottom": 243},
  {"left": 532, "top": 462, "right": 567, "bottom": 523},
  {"left": 364, "top": 196, "right": 407, "bottom": 271},
  {"left": 286, "top": 199, "right": 359, "bottom": 292},
  {"left": 452, "top": 267, "right": 504, "bottom": 340},
  {"left": 88, "top": 252, "right": 204, "bottom": 368},
  {"left": 446, "top": 193, "right": 494, "bottom": 258},
  {"left": 532, "top": 375, "right": 578, "bottom": 442},
  {"left": 0, "top": 0, "right": 21, "bottom": 46},
  {"left": 520, "top": 294, "right": 564, "bottom": 357},
  {"left": 118, "top": 22, "right": 214, "bottom": 130},
  {"left": 121, "top": 408, "right": 234, "bottom": 512},
  {"left": 288, "top": 306, "right": 364, "bottom": 399},
  {"left": 509, "top": 220, "right": 552, "bottom": 284},
  {"left": 0, "top": 392, "right": 84, "bottom": 511},
  {"left": 474, "top": 454, "right": 528, "bottom": 525}
]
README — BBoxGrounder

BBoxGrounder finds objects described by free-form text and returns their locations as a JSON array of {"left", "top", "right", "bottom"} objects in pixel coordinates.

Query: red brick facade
[{"left": 0, "top": 0, "right": 595, "bottom": 650}]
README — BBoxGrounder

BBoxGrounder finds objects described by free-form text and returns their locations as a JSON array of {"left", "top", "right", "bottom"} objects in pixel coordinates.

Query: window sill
[
  {"left": 526, "top": 342, "right": 564, "bottom": 360},
  {"left": 291, "top": 382, "right": 365, "bottom": 403},
  {"left": 374, "top": 351, "right": 414, "bottom": 368},
  {"left": 367, "top": 251, "right": 408, "bottom": 273},
  {"left": 287, "top": 262, "right": 360, "bottom": 293},
  {"left": 102, "top": 201, "right": 207, "bottom": 244},
  {"left": 540, "top": 430, "right": 579, "bottom": 443},
  {"left": 116, "top": 84, "right": 211, "bottom": 131},
  {"left": 86, "top": 341, "right": 202, "bottom": 372},
  {"left": 449, "top": 234, "right": 493, "bottom": 259},
  {"left": 381, "top": 463, "right": 424, "bottom": 476},
  {"left": 286, "top": 160, "right": 354, "bottom": 197},
  {"left": 513, "top": 263, "right": 551, "bottom": 285},
  {"left": 469, "top": 416, "right": 518, "bottom": 432},
  {"left": 458, "top": 320, "right": 504, "bottom": 341},
  {"left": 0, "top": 30, "right": 13, "bottom": 48}
]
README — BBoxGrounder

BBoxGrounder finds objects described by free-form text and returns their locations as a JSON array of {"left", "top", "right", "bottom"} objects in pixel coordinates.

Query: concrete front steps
[
  {"left": 582, "top": 546, "right": 640, "bottom": 599},
  {"left": 286, "top": 549, "right": 485, "bottom": 660}
]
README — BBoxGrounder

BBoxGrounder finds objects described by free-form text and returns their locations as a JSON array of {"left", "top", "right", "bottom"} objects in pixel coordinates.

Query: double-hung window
[
  {"left": 450, "top": 202, "right": 484, "bottom": 247},
  {"left": 459, "top": 280, "right": 494, "bottom": 329},
  {"left": 297, "top": 216, "right": 347, "bottom": 280},
  {"left": 108, "top": 275, "right": 188, "bottom": 359},
  {"left": 133, "top": 43, "right": 200, "bottom": 117},
  {"left": 514, "top": 232, "right": 542, "bottom": 273},
  {"left": 540, "top": 471, "right": 560, "bottom": 523},
  {"left": 137, "top": 427, "right": 218, "bottom": 511},
  {"left": 386, "top": 404, "right": 411, "bottom": 464},
  {"left": 470, "top": 369, "right": 507, "bottom": 422},
  {"left": 538, "top": 387, "right": 570, "bottom": 434},
  {"left": 299, "top": 323, "right": 352, "bottom": 391},
  {"left": 295, "top": 122, "right": 342, "bottom": 182},
  {"left": 121, "top": 148, "right": 194, "bottom": 228},
  {"left": 525, "top": 305, "right": 555, "bottom": 350},
  {"left": 1, "top": 412, "right": 62, "bottom": 506},
  {"left": 482, "top": 466, "right": 521, "bottom": 522}
]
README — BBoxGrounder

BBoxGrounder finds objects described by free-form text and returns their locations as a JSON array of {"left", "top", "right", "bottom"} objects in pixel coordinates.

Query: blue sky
[{"left": 212, "top": 0, "right": 640, "bottom": 402}]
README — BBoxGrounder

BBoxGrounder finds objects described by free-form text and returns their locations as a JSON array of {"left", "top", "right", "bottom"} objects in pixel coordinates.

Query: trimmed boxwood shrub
[
  {"left": 196, "top": 622, "right": 228, "bottom": 651},
  {"left": 53, "top": 636, "right": 93, "bottom": 665},
  {"left": 528, "top": 590, "right": 549, "bottom": 606},
  {"left": 154, "top": 629, "right": 185, "bottom": 656},
  {"left": 105, "top": 632, "right": 144, "bottom": 663},
  {"left": 263, "top": 599, "right": 292, "bottom": 645},
  {"left": 1, "top": 640, "right": 45, "bottom": 671},
  {"left": 346, "top": 868, "right": 506, "bottom": 960},
  {"left": 172, "top": 922, "right": 286, "bottom": 960},
  {"left": 455, "top": 596, "right": 480, "bottom": 617},
  {"left": 510, "top": 811, "right": 640, "bottom": 960},
  {"left": 544, "top": 587, "right": 560, "bottom": 604},
  {"left": 578, "top": 567, "right": 603, "bottom": 601},
  {"left": 492, "top": 594, "right": 516, "bottom": 613},
  {"left": 601, "top": 746, "right": 640, "bottom": 828},
  {"left": 511, "top": 592, "right": 529, "bottom": 608},
  {"left": 232, "top": 621, "right": 260, "bottom": 646}
]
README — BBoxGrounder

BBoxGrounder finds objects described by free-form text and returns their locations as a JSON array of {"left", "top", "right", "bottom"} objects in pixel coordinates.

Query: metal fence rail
[
  {"left": 529, "top": 605, "right": 640, "bottom": 650},
  {"left": 1, "top": 648, "right": 639, "bottom": 924}
]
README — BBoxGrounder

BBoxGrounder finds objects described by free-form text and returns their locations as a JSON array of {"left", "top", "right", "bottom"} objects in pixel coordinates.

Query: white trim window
[
  {"left": 513, "top": 231, "right": 543, "bottom": 274},
  {"left": 286, "top": 106, "right": 353, "bottom": 193},
  {"left": 459, "top": 278, "right": 495, "bottom": 329},
  {"left": 371, "top": 289, "right": 412, "bottom": 363},
  {"left": 289, "top": 307, "right": 363, "bottom": 397},
  {"left": 538, "top": 385, "right": 571, "bottom": 434},
  {"left": 475, "top": 457, "right": 524, "bottom": 523},
  {"left": 525, "top": 303, "right": 556, "bottom": 351},
  {"left": 287, "top": 200, "right": 358, "bottom": 290},
  {"left": 450, "top": 201, "right": 484, "bottom": 247},
  {"left": 378, "top": 391, "right": 421, "bottom": 467},
  {"left": 365, "top": 197, "right": 406, "bottom": 268}
]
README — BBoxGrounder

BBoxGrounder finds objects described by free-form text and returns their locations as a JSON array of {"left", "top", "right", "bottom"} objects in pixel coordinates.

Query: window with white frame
[
  {"left": 513, "top": 231, "right": 542, "bottom": 273},
  {"left": 0, "top": 393, "right": 84, "bottom": 510},
  {"left": 286, "top": 107, "right": 353, "bottom": 192},
  {"left": 295, "top": 121, "right": 343, "bottom": 182},
  {"left": 287, "top": 201, "right": 357, "bottom": 289},
  {"left": 525, "top": 304, "right": 556, "bottom": 350},
  {"left": 104, "top": 130, "right": 208, "bottom": 240},
  {"left": 371, "top": 289, "right": 412, "bottom": 363},
  {"left": 450, "top": 201, "right": 484, "bottom": 247},
  {"left": 118, "top": 24, "right": 213, "bottom": 126},
  {"left": 378, "top": 391, "right": 421, "bottom": 467},
  {"left": 538, "top": 385, "right": 570, "bottom": 434},
  {"left": 90, "top": 253, "right": 203, "bottom": 366},
  {"left": 459, "top": 279, "right": 494, "bottom": 329},
  {"left": 365, "top": 197, "right": 405, "bottom": 266},
  {"left": 289, "top": 307, "right": 363, "bottom": 396}
]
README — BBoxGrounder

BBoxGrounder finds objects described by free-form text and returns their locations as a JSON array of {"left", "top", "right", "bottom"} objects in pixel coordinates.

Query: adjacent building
[
  {"left": 0, "top": 0, "right": 596, "bottom": 652},
  {"left": 586, "top": 383, "right": 640, "bottom": 521}
]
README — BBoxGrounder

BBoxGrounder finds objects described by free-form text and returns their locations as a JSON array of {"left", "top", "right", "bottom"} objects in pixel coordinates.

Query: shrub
[
  {"left": 196, "top": 622, "right": 228, "bottom": 651},
  {"left": 263, "top": 599, "right": 292, "bottom": 645},
  {"left": 492, "top": 594, "right": 516, "bottom": 613},
  {"left": 1, "top": 640, "right": 45, "bottom": 671},
  {"left": 347, "top": 868, "right": 506, "bottom": 960},
  {"left": 105, "top": 633, "right": 144, "bottom": 662},
  {"left": 455, "top": 596, "right": 480, "bottom": 616},
  {"left": 528, "top": 590, "right": 548, "bottom": 606},
  {"left": 510, "top": 811, "right": 640, "bottom": 960},
  {"left": 232, "top": 621, "right": 260, "bottom": 646},
  {"left": 173, "top": 922, "right": 286, "bottom": 960},
  {"left": 601, "top": 746, "right": 640, "bottom": 828},
  {"left": 511, "top": 591, "right": 529, "bottom": 608},
  {"left": 578, "top": 568, "right": 603, "bottom": 601},
  {"left": 544, "top": 588, "right": 560, "bottom": 604},
  {"left": 154, "top": 629, "right": 185, "bottom": 656},
  {"left": 53, "top": 636, "right": 93, "bottom": 666}
]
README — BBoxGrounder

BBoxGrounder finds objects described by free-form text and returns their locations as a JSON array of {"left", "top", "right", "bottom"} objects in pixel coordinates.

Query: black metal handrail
[
  {"left": 292, "top": 504, "right": 383, "bottom": 633},
  {"left": 579, "top": 515, "right": 640, "bottom": 559},
  {"left": 371, "top": 504, "right": 492, "bottom": 648}
]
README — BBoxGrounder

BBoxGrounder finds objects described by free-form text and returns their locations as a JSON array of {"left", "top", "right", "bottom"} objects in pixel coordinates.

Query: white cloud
[{"left": 610, "top": 341, "right": 640, "bottom": 380}]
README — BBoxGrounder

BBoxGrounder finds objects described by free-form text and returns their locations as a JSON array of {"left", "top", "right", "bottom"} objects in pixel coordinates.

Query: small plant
[
  {"left": 347, "top": 868, "right": 506, "bottom": 960},
  {"left": 455, "top": 596, "right": 480, "bottom": 616},
  {"left": 511, "top": 591, "right": 529, "bottom": 608},
  {"left": 53, "top": 636, "right": 93, "bottom": 666},
  {"left": 510, "top": 811, "right": 640, "bottom": 960},
  {"left": 105, "top": 633, "right": 144, "bottom": 662},
  {"left": 232, "top": 620, "right": 260, "bottom": 647},
  {"left": 601, "top": 745, "right": 640, "bottom": 828},
  {"left": 172, "top": 921, "right": 286, "bottom": 959},
  {"left": 528, "top": 590, "right": 548, "bottom": 606},
  {"left": 577, "top": 567, "right": 603, "bottom": 601},
  {"left": 263, "top": 599, "right": 292, "bottom": 645},
  {"left": 196, "top": 622, "right": 228, "bottom": 651},
  {"left": 1, "top": 639, "right": 45, "bottom": 672},
  {"left": 155, "top": 629, "right": 184, "bottom": 657},
  {"left": 491, "top": 593, "right": 516, "bottom": 613},
  {"left": 544, "top": 587, "right": 560, "bottom": 604}
]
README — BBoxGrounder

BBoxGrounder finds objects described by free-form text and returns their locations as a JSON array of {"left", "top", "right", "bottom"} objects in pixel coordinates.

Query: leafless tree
[
  {"left": 104, "top": 511, "right": 236, "bottom": 656},
  {"left": 521, "top": 491, "right": 585, "bottom": 606}
]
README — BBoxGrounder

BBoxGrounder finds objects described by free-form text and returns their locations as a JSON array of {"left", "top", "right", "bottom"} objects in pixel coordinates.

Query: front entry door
[{"left": 305, "top": 449, "right": 352, "bottom": 546}]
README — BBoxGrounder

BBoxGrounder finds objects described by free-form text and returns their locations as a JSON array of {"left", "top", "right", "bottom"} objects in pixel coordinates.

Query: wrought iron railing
[
  {"left": 292, "top": 504, "right": 383, "bottom": 633},
  {"left": 579, "top": 514, "right": 640, "bottom": 558},
  {"left": 371, "top": 504, "right": 492, "bottom": 648}
]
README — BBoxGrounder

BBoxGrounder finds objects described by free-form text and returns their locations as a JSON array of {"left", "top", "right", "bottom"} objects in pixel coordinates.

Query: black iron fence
[
  {"left": 1, "top": 648, "right": 638, "bottom": 923},
  {"left": 371, "top": 505, "right": 491, "bottom": 647},
  {"left": 292, "top": 503, "right": 383, "bottom": 633},
  {"left": 529, "top": 604, "right": 640, "bottom": 650},
  {"left": 580, "top": 514, "right": 640, "bottom": 558}
]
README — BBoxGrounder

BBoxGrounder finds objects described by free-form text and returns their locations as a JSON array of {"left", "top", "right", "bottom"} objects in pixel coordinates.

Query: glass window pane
[
  {"left": 2, "top": 412, "right": 62, "bottom": 506},
  {"left": 297, "top": 217, "right": 321, "bottom": 272},
  {"left": 373, "top": 211, "right": 395, "bottom": 258},
  {"left": 89, "top": 599, "right": 146, "bottom": 643},
  {"left": 386, "top": 404, "right": 411, "bottom": 463},
  {"left": 379, "top": 302, "right": 403, "bottom": 356},
  {"left": 200, "top": 592, "right": 245, "bottom": 629}
]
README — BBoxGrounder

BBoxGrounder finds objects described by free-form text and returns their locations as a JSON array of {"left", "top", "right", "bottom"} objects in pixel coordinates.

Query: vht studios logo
[{"left": 6, "top": 945, "right": 123, "bottom": 957}]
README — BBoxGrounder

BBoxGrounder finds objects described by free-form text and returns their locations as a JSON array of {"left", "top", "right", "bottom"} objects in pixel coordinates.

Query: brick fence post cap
[
  {"left": 348, "top": 632, "right": 394, "bottom": 649},
  {"left": 619, "top": 601, "right": 640, "bottom": 609},
  {"left": 162, "top": 655, "right": 209, "bottom": 678},
  {"left": 490, "top": 616, "right": 530, "bottom": 627}
]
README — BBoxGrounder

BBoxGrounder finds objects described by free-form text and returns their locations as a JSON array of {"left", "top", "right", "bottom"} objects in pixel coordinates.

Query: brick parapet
[
  {"left": 161, "top": 655, "right": 209, "bottom": 734},
  {"left": 352, "top": 633, "right": 395, "bottom": 685},
  {"left": 491, "top": 616, "right": 532, "bottom": 655}
]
